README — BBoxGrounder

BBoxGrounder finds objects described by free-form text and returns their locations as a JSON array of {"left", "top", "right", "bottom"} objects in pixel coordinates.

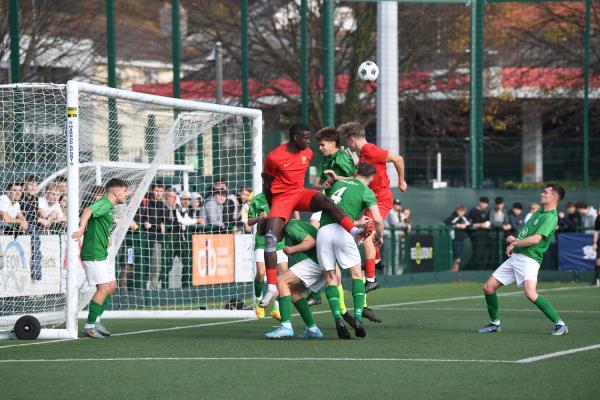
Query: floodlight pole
[
  {"left": 106, "top": 0, "right": 119, "bottom": 162},
  {"left": 583, "top": 0, "right": 591, "bottom": 190},
  {"left": 301, "top": 0, "right": 309, "bottom": 125},
  {"left": 469, "top": 0, "right": 484, "bottom": 189},
  {"left": 322, "top": 0, "right": 335, "bottom": 127},
  {"left": 9, "top": 0, "right": 19, "bottom": 83},
  {"left": 241, "top": 0, "right": 249, "bottom": 108}
]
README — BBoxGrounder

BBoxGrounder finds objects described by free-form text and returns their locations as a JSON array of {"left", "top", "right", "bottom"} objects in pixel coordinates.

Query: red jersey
[
  {"left": 359, "top": 142, "right": 391, "bottom": 200},
  {"left": 263, "top": 144, "right": 313, "bottom": 195}
]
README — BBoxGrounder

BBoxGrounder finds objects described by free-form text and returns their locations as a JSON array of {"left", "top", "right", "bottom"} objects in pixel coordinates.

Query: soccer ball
[{"left": 358, "top": 61, "right": 379, "bottom": 82}]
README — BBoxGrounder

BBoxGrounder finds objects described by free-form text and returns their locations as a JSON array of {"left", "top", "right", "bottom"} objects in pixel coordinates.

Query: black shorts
[{"left": 453, "top": 240, "right": 465, "bottom": 259}]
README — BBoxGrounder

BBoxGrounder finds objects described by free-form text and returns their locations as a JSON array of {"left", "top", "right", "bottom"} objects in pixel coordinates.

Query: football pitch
[{"left": 1, "top": 282, "right": 599, "bottom": 399}]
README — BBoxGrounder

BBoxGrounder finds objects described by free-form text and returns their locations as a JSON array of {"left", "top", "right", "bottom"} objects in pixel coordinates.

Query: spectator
[
  {"left": 0, "top": 182, "right": 28, "bottom": 234},
  {"left": 21, "top": 175, "right": 44, "bottom": 280},
  {"left": 445, "top": 204, "right": 470, "bottom": 272},
  {"left": 200, "top": 188, "right": 227, "bottom": 230},
  {"left": 593, "top": 212, "right": 600, "bottom": 286},
  {"left": 558, "top": 201, "right": 582, "bottom": 232},
  {"left": 142, "top": 181, "right": 166, "bottom": 290},
  {"left": 237, "top": 187, "right": 252, "bottom": 233},
  {"left": 39, "top": 183, "right": 66, "bottom": 232},
  {"left": 54, "top": 175, "right": 67, "bottom": 197},
  {"left": 575, "top": 201, "right": 597, "bottom": 233},
  {"left": 82, "top": 185, "right": 106, "bottom": 210},
  {"left": 402, "top": 207, "right": 412, "bottom": 233},
  {"left": 466, "top": 196, "right": 492, "bottom": 270},
  {"left": 385, "top": 198, "right": 409, "bottom": 232},
  {"left": 190, "top": 192, "right": 203, "bottom": 219},
  {"left": 162, "top": 188, "right": 191, "bottom": 288},
  {"left": 524, "top": 202, "right": 540, "bottom": 223},
  {"left": 507, "top": 202, "right": 525, "bottom": 236},
  {"left": 117, "top": 217, "right": 140, "bottom": 295},
  {"left": 490, "top": 197, "right": 511, "bottom": 232},
  {"left": 177, "top": 191, "right": 204, "bottom": 228}
]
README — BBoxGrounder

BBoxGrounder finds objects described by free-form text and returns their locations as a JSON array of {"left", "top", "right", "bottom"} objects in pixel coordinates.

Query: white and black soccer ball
[{"left": 358, "top": 61, "right": 379, "bottom": 82}]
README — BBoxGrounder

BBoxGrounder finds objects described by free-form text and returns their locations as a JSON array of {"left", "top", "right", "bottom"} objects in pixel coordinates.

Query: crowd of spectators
[{"left": 444, "top": 196, "right": 599, "bottom": 272}]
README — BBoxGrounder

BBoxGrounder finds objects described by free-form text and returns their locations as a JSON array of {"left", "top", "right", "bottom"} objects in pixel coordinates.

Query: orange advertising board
[{"left": 192, "top": 234, "right": 235, "bottom": 286}]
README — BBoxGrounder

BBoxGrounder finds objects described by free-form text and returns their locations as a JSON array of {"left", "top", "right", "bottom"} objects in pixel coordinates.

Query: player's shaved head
[
  {"left": 337, "top": 121, "right": 365, "bottom": 139},
  {"left": 356, "top": 162, "right": 376, "bottom": 178},
  {"left": 289, "top": 123, "right": 311, "bottom": 138}
]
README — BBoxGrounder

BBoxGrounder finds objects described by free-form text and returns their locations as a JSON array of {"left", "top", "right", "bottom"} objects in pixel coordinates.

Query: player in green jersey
[
  {"left": 265, "top": 220, "right": 328, "bottom": 339},
  {"left": 479, "top": 183, "right": 568, "bottom": 336},
  {"left": 72, "top": 178, "right": 129, "bottom": 339},
  {"left": 247, "top": 193, "right": 288, "bottom": 320},
  {"left": 317, "top": 162, "right": 384, "bottom": 338}
]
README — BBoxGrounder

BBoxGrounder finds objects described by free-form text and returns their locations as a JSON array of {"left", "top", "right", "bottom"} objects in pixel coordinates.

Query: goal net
[{"left": 0, "top": 81, "right": 261, "bottom": 339}]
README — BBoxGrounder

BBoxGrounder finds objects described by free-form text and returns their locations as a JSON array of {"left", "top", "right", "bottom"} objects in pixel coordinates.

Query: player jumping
[
  {"left": 479, "top": 183, "right": 568, "bottom": 336},
  {"left": 72, "top": 178, "right": 129, "bottom": 339},
  {"left": 338, "top": 122, "right": 407, "bottom": 292},
  {"left": 260, "top": 123, "right": 372, "bottom": 307},
  {"left": 247, "top": 192, "right": 288, "bottom": 320}
]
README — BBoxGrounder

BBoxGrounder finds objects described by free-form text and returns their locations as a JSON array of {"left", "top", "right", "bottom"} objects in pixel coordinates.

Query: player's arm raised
[{"left": 386, "top": 152, "right": 407, "bottom": 192}]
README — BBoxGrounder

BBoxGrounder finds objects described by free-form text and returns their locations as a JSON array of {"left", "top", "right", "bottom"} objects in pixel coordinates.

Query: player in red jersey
[
  {"left": 338, "top": 121, "right": 407, "bottom": 292},
  {"left": 260, "top": 123, "right": 372, "bottom": 307}
]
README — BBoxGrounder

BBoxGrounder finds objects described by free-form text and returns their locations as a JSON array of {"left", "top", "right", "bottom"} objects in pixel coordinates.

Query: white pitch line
[
  {"left": 370, "top": 284, "right": 596, "bottom": 310},
  {"left": 0, "top": 356, "right": 516, "bottom": 364},
  {"left": 0, "top": 284, "right": 593, "bottom": 352},
  {"left": 379, "top": 307, "right": 600, "bottom": 314},
  {"left": 516, "top": 344, "right": 600, "bottom": 363}
]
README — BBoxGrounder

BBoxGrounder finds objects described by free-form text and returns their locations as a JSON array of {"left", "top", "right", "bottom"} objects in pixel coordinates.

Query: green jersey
[
  {"left": 320, "top": 178, "right": 377, "bottom": 227},
  {"left": 80, "top": 196, "right": 114, "bottom": 261},
  {"left": 514, "top": 209, "right": 558, "bottom": 264},
  {"left": 317, "top": 150, "right": 356, "bottom": 195},
  {"left": 284, "top": 220, "right": 318, "bottom": 266},
  {"left": 248, "top": 193, "right": 284, "bottom": 251}
]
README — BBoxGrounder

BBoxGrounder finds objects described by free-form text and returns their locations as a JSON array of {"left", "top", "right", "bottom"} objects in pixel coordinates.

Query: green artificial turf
[{"left": 1, "top": 282, "right": 599, "bottom": 399}]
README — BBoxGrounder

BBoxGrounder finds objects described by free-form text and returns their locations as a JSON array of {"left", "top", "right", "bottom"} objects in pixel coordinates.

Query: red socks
[
  {"left": 340, "top": 216, "right": 355, "bottom": 232},
  {"left": 266, "top": 268, "right": 277, "bottom": 285},
  {"left": 365, "top": 259, "right": 376, "bottom": 280}
]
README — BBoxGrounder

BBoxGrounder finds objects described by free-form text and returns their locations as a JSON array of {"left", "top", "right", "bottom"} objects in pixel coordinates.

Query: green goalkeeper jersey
[
  {"left": 317, "top": 149, "right": 356, "bottom": 196},
  {"left": 248, "top": 193, "right": 284, "bottom": 251},
  {"left": 320, "top": 178, "right": 377, "bottom": 228},
  {"left": 284, "top": 219, "right": 318, "bottom": 266},
  {"left": 80, "top": 196, "right": 114, "bottom": 261},
  {"left": 514, "top": 208, "right": 558, "bottom": 264}
]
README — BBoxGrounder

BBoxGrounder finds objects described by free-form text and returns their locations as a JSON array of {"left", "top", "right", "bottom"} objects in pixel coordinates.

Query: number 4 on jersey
[{"left": 330, "top": 187, "right": 347, "bottom": 204}]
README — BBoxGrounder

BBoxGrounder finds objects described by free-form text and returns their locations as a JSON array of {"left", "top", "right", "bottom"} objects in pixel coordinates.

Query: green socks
[
  {"left": 533, "top": 295, "right": 562, "bottom": 324},
  {"left": 254, "top": 280, "right": 265, "bottom": 298},
  {"left": 352, "top": 279, "right": 365, "bottom": 320},
  {"left": 310, "top": 289, "right": 322, "bottom": 299},
  {"left": 279, "top": 295, "right": 292, "bottom": 323},
  {"left": 325, "top": 285, "right": 343, "bottom": 321},
  {"left": 484, "top": 293, "right": 500, "bottom": 323},
  {"left": 294, "top": 298, "right": 316, "bottom": 328},
  {"left": 86, "top": 301, "right": 103, "bottom": 325}
]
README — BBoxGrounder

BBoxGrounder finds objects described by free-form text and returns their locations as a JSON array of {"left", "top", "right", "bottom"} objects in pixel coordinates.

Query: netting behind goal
[{"left": 0, "top": 82, "right": 260, "bottom": 336}]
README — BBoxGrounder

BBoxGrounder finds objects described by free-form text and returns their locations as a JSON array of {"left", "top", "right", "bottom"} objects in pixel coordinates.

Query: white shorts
[
  {"left": 290, "top": 258, "right": 326, "bottom": 292},
  {"left": 254, "top": 249, "right": 288, "bottom": 265},
  {"left": 310, "top": 211, "right": 322, "bottom": 222},
  {"left": 492, "top": 253, "right": 540, "bottom": 287},
  {"left": 317, "top": 223, "right": 361, "bottom": 271},
  {"left": 83, "top": 260, "right": 116, "bottom": 286}
]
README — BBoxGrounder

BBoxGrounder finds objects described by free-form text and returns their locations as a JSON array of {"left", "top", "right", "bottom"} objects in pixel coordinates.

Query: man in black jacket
[
  {"left": 445, "top": 204, "right": 471, "bottom": 272},
  {"left": 142, "top": 181, "right": 166, "bottom": 290}
]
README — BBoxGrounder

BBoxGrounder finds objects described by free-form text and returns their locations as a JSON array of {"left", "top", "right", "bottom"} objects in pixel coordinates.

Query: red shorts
[
  {"left": 364, "top": 196, "right": 392, "bottom": 220},
  {"left": 268, "top": 188, "right": 319, "bottom": 222}
]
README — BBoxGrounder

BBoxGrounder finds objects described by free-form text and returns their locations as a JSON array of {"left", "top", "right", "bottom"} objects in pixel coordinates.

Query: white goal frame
[{"left": 0, "top": 81, "right": 262, "bottom": 339}]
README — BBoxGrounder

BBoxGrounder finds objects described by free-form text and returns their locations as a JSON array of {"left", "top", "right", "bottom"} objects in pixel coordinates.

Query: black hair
[
  {"left": 546, "top": 183, "right": 565, "bottom": 201},
  {"left": 289, "top": 123, "right": 311, "bottom": 139},
  {"left": 315, "top": 127, "right": 340, "bottom": 147},
  {"left": 105, "top": 178, "right": 128, "bottom": 191},
  {"left": 479, "top": 196, "right": 489, "bottom": 203}
]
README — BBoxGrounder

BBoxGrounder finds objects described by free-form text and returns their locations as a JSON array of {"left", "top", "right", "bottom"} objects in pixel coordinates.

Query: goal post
[{"left": 0, "top": 81, "right": 262, "bottom": 339}]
